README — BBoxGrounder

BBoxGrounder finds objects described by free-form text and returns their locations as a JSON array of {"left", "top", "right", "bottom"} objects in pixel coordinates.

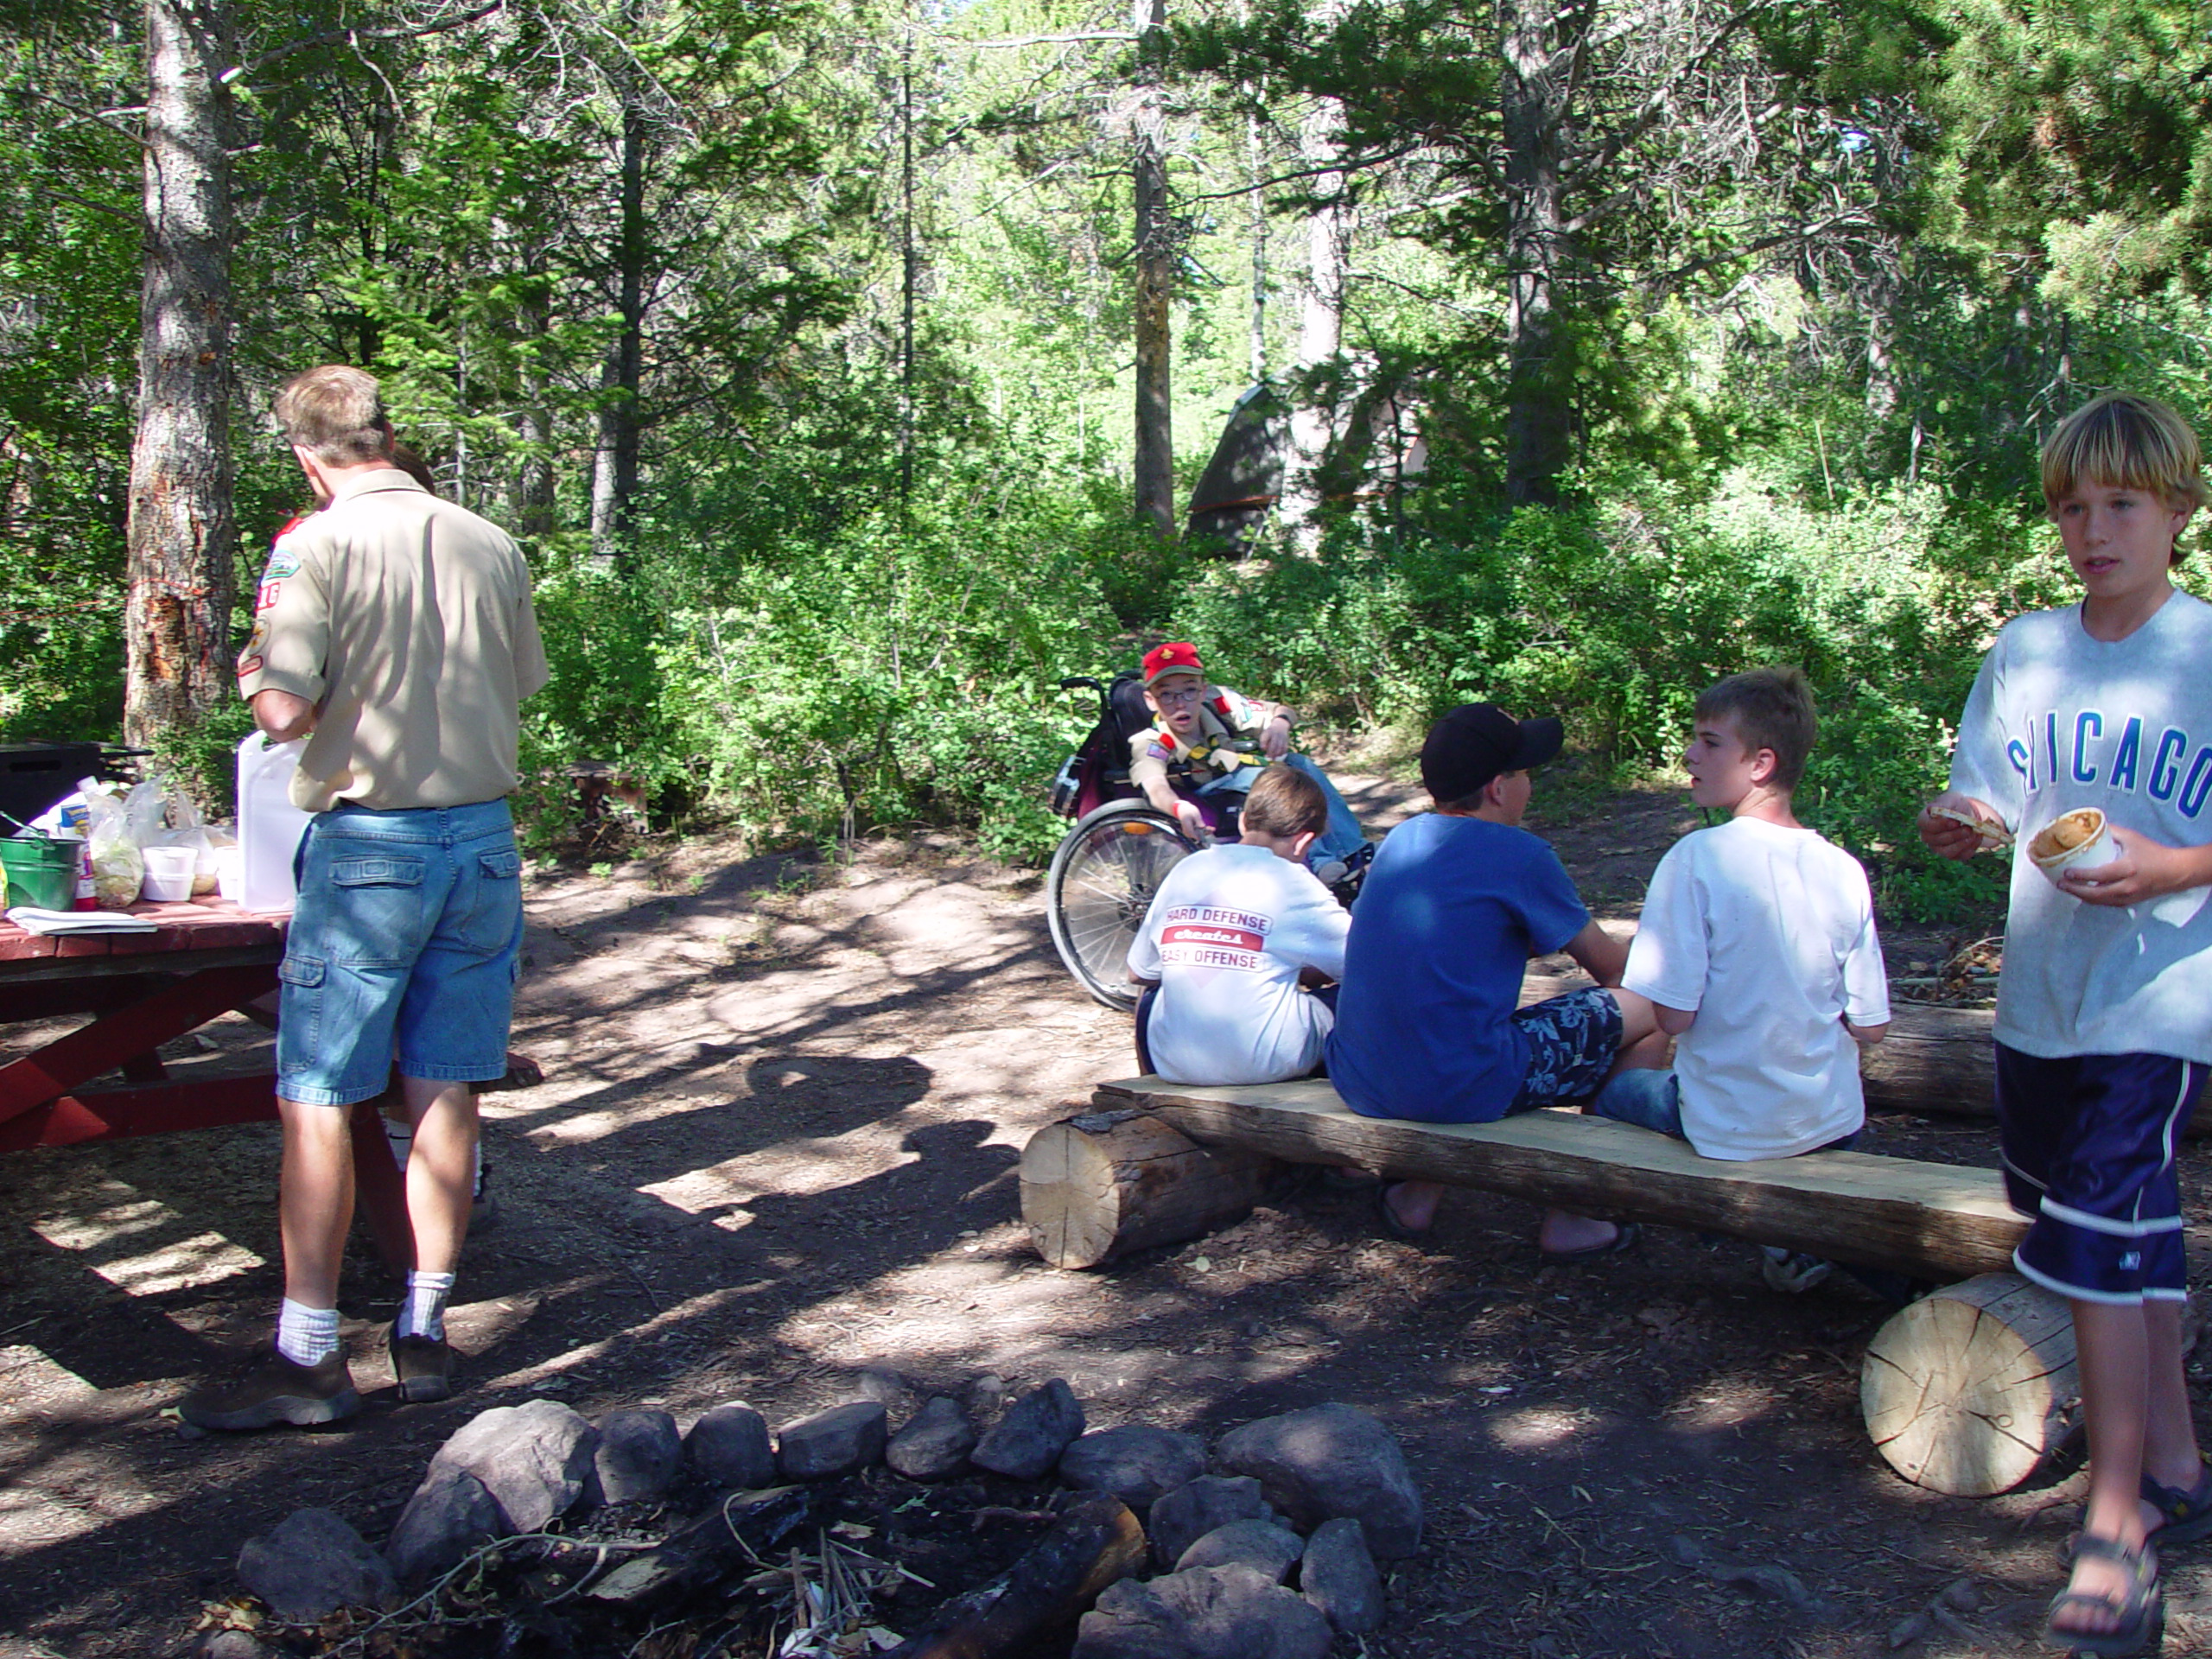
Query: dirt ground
[{"left": 4, "top": 762, "right": 2212, "bottom": 1659}]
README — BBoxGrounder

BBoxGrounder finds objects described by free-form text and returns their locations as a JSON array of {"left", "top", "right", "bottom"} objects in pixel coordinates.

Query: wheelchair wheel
[{"left": 1046, "top": 802, "right": 1201, "bottom": 1011}]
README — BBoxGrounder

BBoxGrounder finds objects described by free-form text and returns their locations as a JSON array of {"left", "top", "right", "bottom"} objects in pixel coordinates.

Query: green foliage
[
  {"left": 512, "top": 497, "right": 1128, "bottom": 862},
  {"left": 1168, "top": 461, "right": 2025, "bottom": 921}
]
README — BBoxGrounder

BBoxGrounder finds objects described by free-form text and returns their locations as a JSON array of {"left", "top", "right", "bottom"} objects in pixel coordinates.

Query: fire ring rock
[
  {"left": 1058, "top": 1424, "right": 1207, "bottom": 1515},
  {"left": 1299, "top": 1516, "right": 1385, "bottom": 1633},
  {"left": 419, "top": 1399, "right": 601, "bottom": 1534},
  {"left": 1211, "top": 1402, "right": 1422, "bottom": 1558},
  {"left": 971, "top": 1378, "right": 1085, "bottom": 1480},
  {"left": 236, "top": 1508, "right": 399, "bottom": 1622},
  {"left": 1074, "top": 1562, "right": 1335, "bottom": 1659},
  {"left": 887, "top": 1395, "right": 977, "bottom": 1481},
  {"left": 1174, "top": 1519, "right": 1306, "bottom": 1582},
  {"left": 1147, "top": 1475, "right": 1278, "bottom": 1569},
  {"left": 776, "top": 1401, "right": 889, "bottom": 1481},
  {"left": 596, "top": 1408, "right": 683, "bottom": 1504},
  {"left": 684, "top": 1402, "right": 775, "bottom": 1490}
]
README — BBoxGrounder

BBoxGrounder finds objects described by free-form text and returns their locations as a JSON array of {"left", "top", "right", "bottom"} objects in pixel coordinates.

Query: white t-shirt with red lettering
[{"left": 1127, "top": 842, "right": 1351, "bottom": 1085}]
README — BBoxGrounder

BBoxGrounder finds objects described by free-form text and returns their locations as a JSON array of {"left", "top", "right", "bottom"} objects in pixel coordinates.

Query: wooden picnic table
[{"left": 0, "top": 898, "right": 290, "bottom": 1154}]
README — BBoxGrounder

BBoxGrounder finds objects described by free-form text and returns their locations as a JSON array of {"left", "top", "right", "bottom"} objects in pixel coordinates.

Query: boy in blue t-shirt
[
  {"left": 1327, "top": 703, "right": 1661, "bottom": 1253},
  {"left": 1921, "top": 393, "right": 2212, "bottom": 1656}
]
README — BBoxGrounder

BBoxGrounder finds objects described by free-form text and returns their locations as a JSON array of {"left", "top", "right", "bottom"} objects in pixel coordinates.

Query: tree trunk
[
  {"left": 1498, "top": 0, "right": 1574, "bottom": 507},
  {"left": 1278, "top": 90, "right": 1349, "bottom": 554},
  {"left": 1131, "top": 0, "right": 1174, "bottom": 538},
  {"left": 512, "top": 296, "right": 556, "bottom": 540},
  {"left": 125, "top": 0, "right": 238, "bottom": 749},
  {"left": 594, "top": 99, "right": 647, "bottom": 569}
]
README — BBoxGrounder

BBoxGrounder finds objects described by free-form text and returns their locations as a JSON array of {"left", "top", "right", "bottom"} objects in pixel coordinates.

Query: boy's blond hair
[
  {"left": 273, "top": 365, "right": 395, "bottom": 466},
  {"left": 2041, "top": 394, "right": 2206, "bottom": 566},
  {"left": 1240, "top": 764, "right": 1329, "bottom": 840},
  {"left": 1694, "top": 667, "right": 1818, "bottom": 792}
]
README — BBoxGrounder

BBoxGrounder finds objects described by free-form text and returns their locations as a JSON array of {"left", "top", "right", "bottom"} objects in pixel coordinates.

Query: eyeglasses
[{"left": 1153, "top": 687, "right": 1204, "bottom": 706}]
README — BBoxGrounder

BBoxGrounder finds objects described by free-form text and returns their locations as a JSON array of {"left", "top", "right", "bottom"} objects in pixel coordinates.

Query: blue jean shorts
[
  {"left": 277, "top": 799, "right": 524, "bottom": 1107},
  {"left": 1590, "top": 1068, "right": 1866, "bottom": 1153},
  {"left": 1504, "top": 987, "right": 1624, "bottom": 1112}
]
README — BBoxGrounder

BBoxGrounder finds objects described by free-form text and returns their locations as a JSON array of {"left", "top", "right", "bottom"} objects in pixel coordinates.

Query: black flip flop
[{"left": 1539, "top": 1221, "right": 1640, "bottom": 1262}]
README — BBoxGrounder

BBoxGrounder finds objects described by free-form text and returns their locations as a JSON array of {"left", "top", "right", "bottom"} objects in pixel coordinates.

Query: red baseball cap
[{"left": 1143, "top": 641, "right": 1207, "bottom": 687}]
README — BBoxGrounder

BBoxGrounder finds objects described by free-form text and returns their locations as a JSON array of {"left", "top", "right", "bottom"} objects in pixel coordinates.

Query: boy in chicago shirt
[
  {"left": 1922, "top": 393, "right": 2212, "bottom": 1655},
  {"left": 1128, "top": 766, "right": 1350, "bottom": 1084}
]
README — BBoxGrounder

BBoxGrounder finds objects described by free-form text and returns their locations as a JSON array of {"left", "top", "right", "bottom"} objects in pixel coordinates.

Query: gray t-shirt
[{"left": 1949, "top": 591, "right": 2212, "bottom": 1063}]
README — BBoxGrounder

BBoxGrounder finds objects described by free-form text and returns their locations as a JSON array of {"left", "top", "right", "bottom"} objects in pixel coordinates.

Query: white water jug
[{"left": 236, "top": 734, "right": 315, "bottom": 912}]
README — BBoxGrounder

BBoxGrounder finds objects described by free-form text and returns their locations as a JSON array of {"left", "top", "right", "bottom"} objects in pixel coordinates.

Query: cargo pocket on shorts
[
  {"left": 454, "top": 847, "right": 524, "bottom": 957},
  {"left": 329, "top": 855, "right": 428, "bottom": 965},
  {"left": 276, "top": 954, "right": 325, "bottom": 1077}
]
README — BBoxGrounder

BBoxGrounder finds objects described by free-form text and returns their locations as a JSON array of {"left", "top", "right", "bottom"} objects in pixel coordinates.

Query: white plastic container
[
  {"left": 140, "top": 845, "right": 196, "bottom": 902},
  {"left": 236, "top": 734, "right": 315, "bottom": 912}
]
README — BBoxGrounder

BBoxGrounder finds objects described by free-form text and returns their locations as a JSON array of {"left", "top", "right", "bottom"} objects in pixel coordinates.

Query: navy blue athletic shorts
[{"left": 1994, "top": 1044, "right": 2206, "bottom": 1306}]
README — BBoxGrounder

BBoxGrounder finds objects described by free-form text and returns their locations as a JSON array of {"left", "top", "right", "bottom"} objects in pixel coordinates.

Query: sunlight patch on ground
[
  {"left": 1486, "top": 1404, "right": 1606, "bottom": 1452},
  {"left": 1666, "top": 1380, "right": 1778, "bottom": 1430},
  {"left": 31, "top": 1183, "right": 265, "bottom": 1295},
  {"left": 634, "top": 1169, "right": 757, "bottom": 1230},
  {"left": 0, "top": 1345, "right": 97, "bottom": 1406}
]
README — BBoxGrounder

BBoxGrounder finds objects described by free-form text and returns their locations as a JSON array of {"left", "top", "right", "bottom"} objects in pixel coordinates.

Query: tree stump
[
  {"left": 1860, "top": 1272, "right": 2080, "bottom": 1497},
  {"left": 1020, "top": 1109, "right": 1276, "bottom": 1270}
]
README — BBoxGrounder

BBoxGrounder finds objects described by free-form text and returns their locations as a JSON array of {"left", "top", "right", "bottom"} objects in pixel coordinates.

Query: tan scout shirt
[{"left": 237, "top": 469, "right": 549, "bottom": 813}]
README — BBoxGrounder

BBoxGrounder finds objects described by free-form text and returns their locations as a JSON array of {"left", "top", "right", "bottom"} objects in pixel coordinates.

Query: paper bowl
[{"left": 2029, "top": 808, "right": 2118, "bottom": 885}]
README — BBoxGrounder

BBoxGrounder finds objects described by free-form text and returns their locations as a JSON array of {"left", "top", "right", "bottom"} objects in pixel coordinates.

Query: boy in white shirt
[
  {"left": 1128, "top": 765, "right": 1351, "bottom": 1085},
  {"left": 1591, "top": 668, "right": 1891, "bottom": 1285}
]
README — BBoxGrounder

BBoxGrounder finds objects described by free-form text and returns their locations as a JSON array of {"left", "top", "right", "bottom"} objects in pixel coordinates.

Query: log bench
[{"left": 1021, "top": 1076, "right": 2082, "bottom": 1499}]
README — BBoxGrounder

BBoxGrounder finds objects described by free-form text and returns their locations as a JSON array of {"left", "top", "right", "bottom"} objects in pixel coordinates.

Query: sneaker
[
  {"left": 1760, "top": 1247, "right": 1834, "bottom": 1294},
  {"left": 177, "top": 1345, "right": 359, "bottom": 1431},
  {"left": 391, "top": 1330, "right": 454, "bottom": 1403}
]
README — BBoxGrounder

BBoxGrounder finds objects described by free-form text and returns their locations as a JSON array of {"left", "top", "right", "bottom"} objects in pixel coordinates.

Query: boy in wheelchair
[{"left": 1131, "top": 641, "right": 1368, "bottom": 880}]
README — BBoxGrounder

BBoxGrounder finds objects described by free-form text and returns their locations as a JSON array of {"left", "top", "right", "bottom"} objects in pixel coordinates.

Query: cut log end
[
  {"left": 1861, "top": 1272, "right": 2079, "bottom": 1497},
  {"left": 1020, "top": 1112, "right": 1274, "bottom": 1270}
]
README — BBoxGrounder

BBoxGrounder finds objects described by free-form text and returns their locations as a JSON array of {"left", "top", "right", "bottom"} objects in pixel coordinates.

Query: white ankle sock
[
  {"left": 398, "top": 1270, "right": 457, "bottom": 1341},
  {"left": 276, "top": 1299, "right": 340, "bottom": 1366}
]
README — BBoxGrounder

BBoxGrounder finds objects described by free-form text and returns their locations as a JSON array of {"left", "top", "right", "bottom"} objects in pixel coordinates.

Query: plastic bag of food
[
  {"left": 139, "top": 772, "right": 221, "bottom": 893},
  {"left": 79, "top": 781, "right": 144, "bottom": 910}
]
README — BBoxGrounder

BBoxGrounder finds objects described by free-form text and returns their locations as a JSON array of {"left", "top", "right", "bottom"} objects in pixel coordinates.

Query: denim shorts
[
  {"left": 277, "top": 799, "right": 524, "bottom": 1107},
  {"left": 1505, "top": 987, "right": 1624, "bottom": 1112},
  {"left": 1589, "top": 1066, "right": 1685, "bottom": 1135},
  {"left": 1590, "top": 1068, "right": 1866, "bottom": 1154}
]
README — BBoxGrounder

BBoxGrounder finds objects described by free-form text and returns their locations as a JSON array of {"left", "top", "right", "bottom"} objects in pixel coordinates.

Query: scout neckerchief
[{"left": 1152, "top": 693, "right": 1260, "bottom": 778}]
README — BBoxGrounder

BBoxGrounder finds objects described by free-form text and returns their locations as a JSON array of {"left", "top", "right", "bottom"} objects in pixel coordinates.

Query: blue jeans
[
  {"left": 277, "top": 800, "right": 524, "bottom": 1107},
  {"left": 1193, "top": 753, "right": 1367, "bottom": 867}
]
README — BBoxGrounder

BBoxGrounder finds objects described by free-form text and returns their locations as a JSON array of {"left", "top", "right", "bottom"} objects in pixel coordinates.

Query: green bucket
[{"left": 0, "top": 836, "right": 78, "bottom": 912}]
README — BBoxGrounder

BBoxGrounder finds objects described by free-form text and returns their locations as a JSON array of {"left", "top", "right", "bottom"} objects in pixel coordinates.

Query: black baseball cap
[{"left": 1420, "top": 702, "right": 1565, "bottom": 803}]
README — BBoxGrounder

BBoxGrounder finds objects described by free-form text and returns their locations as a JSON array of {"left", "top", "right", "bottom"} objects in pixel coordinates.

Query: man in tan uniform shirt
[{"left": 182, "top": 366, "right": 547, "bottom": 1430}]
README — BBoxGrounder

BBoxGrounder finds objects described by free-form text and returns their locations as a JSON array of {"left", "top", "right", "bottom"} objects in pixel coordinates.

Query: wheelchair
[{"left": 1044, "top": 673, "right": 1370, "bottom": 1010}]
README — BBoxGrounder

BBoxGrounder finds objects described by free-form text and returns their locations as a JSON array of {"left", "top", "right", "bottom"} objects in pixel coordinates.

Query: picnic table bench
[
  {"left": 0, "top": 898, "right": 288, "bottom": 1153},
  {"left": 1021, "top": 1073, "right": 2080, "bottom": 1501}
]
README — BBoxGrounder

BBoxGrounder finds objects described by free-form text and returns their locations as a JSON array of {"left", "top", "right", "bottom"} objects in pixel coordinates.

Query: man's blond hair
[
  {"left": 2042, "top": 394, "right": 2206, "bottom": 565},
  {"left": 273, "top": 365, "right": 394, "bottom": 466}
]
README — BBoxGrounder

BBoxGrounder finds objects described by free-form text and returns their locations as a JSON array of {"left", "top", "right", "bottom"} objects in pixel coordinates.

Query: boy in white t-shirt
[
  {"left": 1128, "top": 765, "right": 1351, "bottom": 1085},
  {"left": 1591, "top": 668, "right": 1891, "bottom": 1287}
]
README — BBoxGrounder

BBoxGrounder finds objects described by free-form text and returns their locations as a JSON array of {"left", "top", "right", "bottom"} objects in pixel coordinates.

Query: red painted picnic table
[{"left": 0, "top": 899, "right": 292, "bottom": 1154}]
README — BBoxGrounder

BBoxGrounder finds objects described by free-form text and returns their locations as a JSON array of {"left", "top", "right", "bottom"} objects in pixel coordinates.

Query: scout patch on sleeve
[{"left": 264, "top": 547, "right": 302, "bottom": 580}]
